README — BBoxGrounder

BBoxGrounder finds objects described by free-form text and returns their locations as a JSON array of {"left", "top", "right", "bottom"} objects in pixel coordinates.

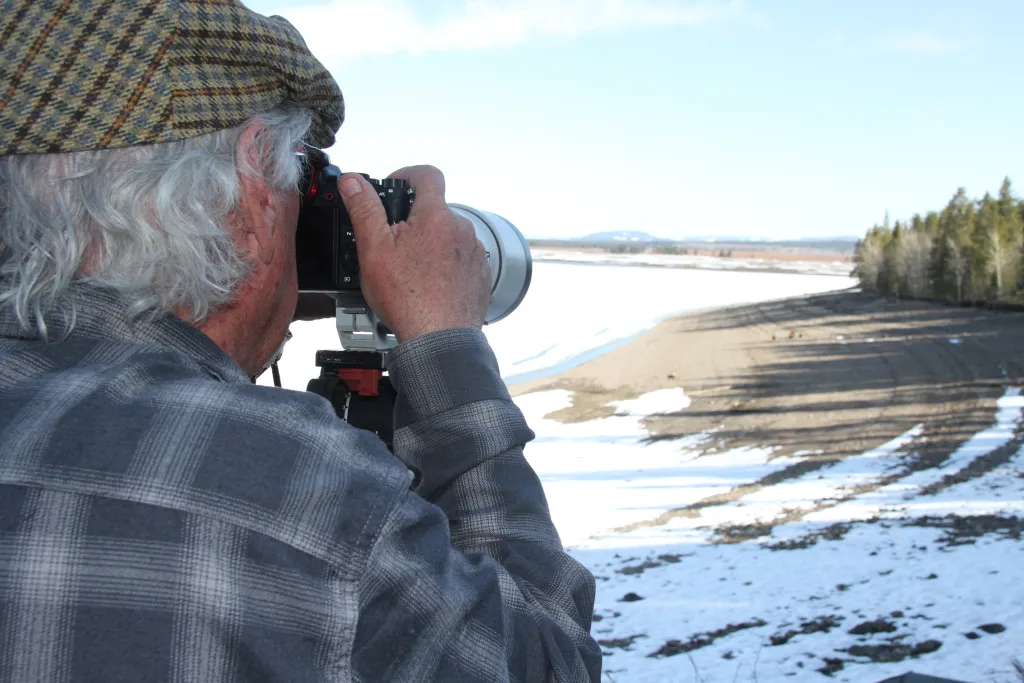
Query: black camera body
[{"left": 295, "top": 163, "right": 414, "bottom": 298}]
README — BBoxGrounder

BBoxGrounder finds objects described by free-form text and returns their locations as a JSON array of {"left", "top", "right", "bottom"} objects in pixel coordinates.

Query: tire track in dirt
[
  {"left": 511, "top": 291, "right": 1024, "bottom": 539},
  {"left": 671, "top": 307, "right": 1008, "bottom": 542},
  {"left": 614, "top": 296, "right": 908, "bottom": 534}
]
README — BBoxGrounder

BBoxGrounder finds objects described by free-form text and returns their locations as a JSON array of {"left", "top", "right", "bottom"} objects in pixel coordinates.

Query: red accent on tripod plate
[{"left": 338, "top": 369, "right": 381, "bottom": 396}]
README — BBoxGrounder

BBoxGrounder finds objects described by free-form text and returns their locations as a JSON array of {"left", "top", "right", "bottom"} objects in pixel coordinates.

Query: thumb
[{"left": 339, "top": 173, "right": 390, "bottom": 251}]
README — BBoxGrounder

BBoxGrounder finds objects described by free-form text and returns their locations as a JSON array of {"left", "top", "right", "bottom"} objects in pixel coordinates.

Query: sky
[{"left": 242, "top": 0, "right": 1024, "bottom": 240}]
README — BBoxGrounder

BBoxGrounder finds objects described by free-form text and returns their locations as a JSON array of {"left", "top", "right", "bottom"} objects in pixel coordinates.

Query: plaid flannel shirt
[{"left": 0, "top": 285, "right": 601, "bottom": 682}]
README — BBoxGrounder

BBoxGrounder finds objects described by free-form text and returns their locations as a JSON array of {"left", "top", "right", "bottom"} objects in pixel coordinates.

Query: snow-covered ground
[
  {"left": 266, "top": 263, "right": 855, "bottom": 390},
  {"left": 530, "top": 249, "right": 853, "bottom": 278},
  {"left": 516, "top": 388, "right": 1024, "bottom": 682}
]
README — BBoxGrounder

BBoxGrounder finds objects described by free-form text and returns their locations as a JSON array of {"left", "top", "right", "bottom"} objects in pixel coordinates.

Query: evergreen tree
[
  {"left": 856, "top": 181, "right": 1023, "bottom": 305},
  {"left": 932, "top": 189, "right": 972, "bottom": 303},
  {"left": 971, "top": 194, "right": 999, "bottom": 299},
  {"left": 911, "top": 214, "right": 924, "bottom": 234},
  {"left": 997, "top": 178, "right": 1024, "bottom": 295},
  {"left": 882, "top": 222, "right": 903, "bottom": 295},
  {"left": 998, "top": 177, "right": 1015, "bottom": 219}
]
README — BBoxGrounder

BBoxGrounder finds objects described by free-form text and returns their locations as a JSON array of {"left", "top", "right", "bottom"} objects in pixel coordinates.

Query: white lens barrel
[{"left": 450, "top": 204, "right": 533, "bottom": 324}]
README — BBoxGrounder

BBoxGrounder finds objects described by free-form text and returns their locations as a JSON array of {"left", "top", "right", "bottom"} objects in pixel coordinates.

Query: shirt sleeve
[{"left": 351, "top": 329, "right": 602, "bottom": 682}]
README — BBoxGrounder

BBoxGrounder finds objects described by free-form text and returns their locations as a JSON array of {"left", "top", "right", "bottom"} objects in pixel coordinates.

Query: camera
[
  {"left": 290, "top": 146, "right": 533, "bottom": 450},
  {"left": 295, "top": 146, "right": 532, "bottom": 324}
]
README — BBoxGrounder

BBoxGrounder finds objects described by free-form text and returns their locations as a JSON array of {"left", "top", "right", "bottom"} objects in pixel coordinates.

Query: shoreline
[
  {"left": 503, "top": 290, "right": 852, "bottom": 388},
  {"left": 530, "top": 254, "right": 852, "bottom": 278},
  {"left": 511, "top": 290, "right": 1024, "bottom": 470}
]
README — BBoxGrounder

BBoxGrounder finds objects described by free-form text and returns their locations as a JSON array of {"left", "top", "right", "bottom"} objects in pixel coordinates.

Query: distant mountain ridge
[
  {"left": 571, "top": 231, "right": 859, "bottom": 244},
  {"left": 529, "top": 233, "right": 857, "bottom": 255},
  {"left": 577, "top": 230, "right": 666, "bottom": 242}
]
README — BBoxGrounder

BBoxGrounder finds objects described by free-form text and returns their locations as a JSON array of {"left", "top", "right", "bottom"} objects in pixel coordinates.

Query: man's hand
[{"left": 338, "top": 166, "right": 491, "bottom": 342}]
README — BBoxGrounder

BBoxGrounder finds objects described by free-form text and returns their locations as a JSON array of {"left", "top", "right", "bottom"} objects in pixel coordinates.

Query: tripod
[
  {"left": 305, "top": 350, "right": 397, "bottom": 452},
  {"left": 266, "top": 304, "right": 399, "bottom": 452}
]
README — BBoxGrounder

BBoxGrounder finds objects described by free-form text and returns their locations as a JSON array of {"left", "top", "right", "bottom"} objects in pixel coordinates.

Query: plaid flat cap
[{"left": 0, "top": 0, "right": 344, "bottom": 155}]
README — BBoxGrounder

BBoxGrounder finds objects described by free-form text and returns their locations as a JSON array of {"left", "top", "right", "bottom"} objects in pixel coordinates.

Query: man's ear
[{"left": 234, "top": 123, "right": 277, "bottom": 265}]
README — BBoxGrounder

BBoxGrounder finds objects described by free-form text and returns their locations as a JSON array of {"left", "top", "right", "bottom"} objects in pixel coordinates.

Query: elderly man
[{"left": 0, "top": 1, "right": 600, "bottom": 681}]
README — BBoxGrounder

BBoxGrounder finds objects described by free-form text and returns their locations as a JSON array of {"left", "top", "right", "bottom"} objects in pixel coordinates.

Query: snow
[
  {"left": 513, "top": 387, "right": 1024, "bottom": 682},
  {"left": 487, "top": 264, "right": 852, "bottom": 383},
  {"left": 613, "top": 388, "right": 692, "bottom": 417},
  {"left": 518, "top": 389, "right": 794, "bottom": 547},
  {"left": 530, "top": 249, "right": 853, "bottom": 278},
  {"left": 263, "top": 262, "right": 855, "bottom": 391},
  {"left": 796, "top": 389, "right": 1024, "bottom": 526}
]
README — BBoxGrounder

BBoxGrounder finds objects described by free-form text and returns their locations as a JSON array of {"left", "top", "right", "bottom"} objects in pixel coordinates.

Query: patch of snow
[
  {"left": 610, "top": 388, "right": 691, "bottom": 417},
  {"left": 515, "top": 389, "right": 793, "bottom": 548},
  {"left": 668, "top": 424, "right": 926, "bottom": 544},
  {"left": 578, "top": 520, "right": 1023, "bottom": 683},
  {"left": 529, "top": 249, "right": 854, "bottom": 278},
  {"left": 799, "top": 388, "right": 1024, "bottom": 525},
  {"left": 518, "top": 386, "right": 1024, "bottom": 682}
]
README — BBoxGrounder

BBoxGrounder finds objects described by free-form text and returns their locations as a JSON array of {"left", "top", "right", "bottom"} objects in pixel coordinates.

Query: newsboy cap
[{"left": 0, "top": 0, "right": 344, "bottom": 155}]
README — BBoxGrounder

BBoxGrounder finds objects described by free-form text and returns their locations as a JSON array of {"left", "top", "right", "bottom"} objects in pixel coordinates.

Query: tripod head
[
  {"left": 305, "top": 348, "right": 396, "bottom": 451},
  {"left": 264, "top": 295, "right": 400, "bottom": 450},
  {"left": 301, "top": 299, "right": 397, "bottom": 451}
]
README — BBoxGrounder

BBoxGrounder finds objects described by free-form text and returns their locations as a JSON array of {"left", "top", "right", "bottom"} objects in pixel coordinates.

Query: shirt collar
[{"left": 0, "top": 283, "right": 252, "bottom": 385}]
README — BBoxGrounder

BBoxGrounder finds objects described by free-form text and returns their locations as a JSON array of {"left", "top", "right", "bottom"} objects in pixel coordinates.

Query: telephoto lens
[{"left": 451, "top": 204, "right": 532, "bottom": 324}]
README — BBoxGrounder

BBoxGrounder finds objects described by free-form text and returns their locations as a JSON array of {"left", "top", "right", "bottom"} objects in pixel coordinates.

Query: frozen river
[
  {"left": 485, "top": 262, "right": 854, "bottom": 383},
  {"left": 261, "top": 262, "right": 855, "bottom": 391}
]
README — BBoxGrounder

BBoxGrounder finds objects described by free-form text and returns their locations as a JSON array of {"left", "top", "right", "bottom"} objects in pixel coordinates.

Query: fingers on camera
[
  {"left": 340, "top": 173, "right": 390, "bottom": 244},
  {"left": 394, "top": 166, "right": 448, "bottom": 212}
]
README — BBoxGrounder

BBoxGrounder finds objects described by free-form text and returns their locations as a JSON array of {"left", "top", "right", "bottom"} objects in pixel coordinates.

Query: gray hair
[{"left": 0, "top": 104, "right": 312, "bottom": 338}]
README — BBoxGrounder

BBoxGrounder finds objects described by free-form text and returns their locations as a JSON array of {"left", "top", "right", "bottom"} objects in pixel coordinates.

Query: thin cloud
[
  {"left": 880, "top": 30, "right": 959, "bottom": 55},
  {"left": 270, "top": 0, "right": 750, "bottom": 60}
]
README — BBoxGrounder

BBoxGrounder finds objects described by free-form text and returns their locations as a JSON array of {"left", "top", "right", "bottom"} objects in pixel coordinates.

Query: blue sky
[{"left": 244, "top": 0, "right": 1024, "bottom": 240}]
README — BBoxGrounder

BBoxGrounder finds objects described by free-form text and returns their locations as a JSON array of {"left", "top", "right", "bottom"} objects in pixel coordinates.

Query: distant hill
[
  {"left": 677, "top": 235, "right": 859, "bottom": 245},
  {"left": 577, "top": 230, "right": 665, "bottom": 242},
  {"left": 795, "top": 236, "right": 859, "bottom": 243},
  {"left": 566, "top": 232, "right": 859, "bottom": 248},
  {"left": 529, "top": 235, "right": 856, "bottom": 256}
]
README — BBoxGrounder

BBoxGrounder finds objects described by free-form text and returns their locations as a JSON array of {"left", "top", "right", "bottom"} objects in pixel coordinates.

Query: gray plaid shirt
[{"left": 0, "top": 286, "right": 600, "bottom": 682}]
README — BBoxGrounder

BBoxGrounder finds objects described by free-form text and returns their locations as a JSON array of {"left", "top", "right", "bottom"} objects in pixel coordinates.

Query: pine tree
[
  {"left": 934, "top": 188, "right": 972, "bottom": 304},
  {"left": 883, "top": 222, "right": 903, "bottom": 296},
  {"left": 967, "top": 197, "right": 990, "bottom": 301},
  {"left": 856, "top": 180, "right": 1024, "bottom": 304},
  {"left": 996, "top": 178, "right": 1024, "bottom": 298},
  {"left": 998, "top": 177, "right": 1015, "bottom": 220}
]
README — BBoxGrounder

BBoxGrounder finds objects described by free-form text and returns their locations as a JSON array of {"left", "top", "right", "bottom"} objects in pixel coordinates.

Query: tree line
[{"left": 855, "top": 178, "right": 1024, "bottom": 305}]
